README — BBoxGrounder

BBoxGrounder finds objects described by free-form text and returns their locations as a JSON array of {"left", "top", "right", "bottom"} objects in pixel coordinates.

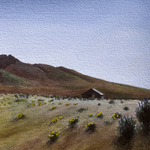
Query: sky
[{"left": 0, "top": 0, "right": 150, "bottom": 89}]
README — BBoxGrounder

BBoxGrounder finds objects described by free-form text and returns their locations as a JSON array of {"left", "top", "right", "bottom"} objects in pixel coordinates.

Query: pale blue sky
[{"left": 0, "top": 0, "right": 150, "bottom": 89}]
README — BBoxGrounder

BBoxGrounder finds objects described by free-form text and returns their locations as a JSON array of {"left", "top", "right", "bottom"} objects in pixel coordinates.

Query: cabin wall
[{"left": 82, "top": 90, "right": 104, "bottom": 99}]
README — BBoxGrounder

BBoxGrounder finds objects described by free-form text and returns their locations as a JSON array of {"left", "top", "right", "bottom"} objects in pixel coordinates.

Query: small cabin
[{"left": 82, "top": 88, "right": 104, "bottom": 99}]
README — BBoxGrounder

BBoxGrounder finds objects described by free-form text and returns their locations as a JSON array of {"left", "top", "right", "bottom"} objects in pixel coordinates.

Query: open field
[{"left": 0, "top": 94, "right": 150, "bottom": 150}]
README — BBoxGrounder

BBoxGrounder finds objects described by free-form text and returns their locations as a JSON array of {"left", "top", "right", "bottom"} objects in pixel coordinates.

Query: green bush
[
  {"left": 77, "top": 108, "right": 88, "bottom": 113},
  {"left": 85, "top": 122, "right": 96, "bottom": 132},
  {"left": 123, "top": 106, "right": 129, "bottom": 111},
  {"left": 16, "top": 113, "right": 25, "bottom": 119},
  {"left": 112, "top": 112, "right": 122, "bottom": 120},
  {"left": 48, "top": 131, "right": 60, "bottom": 142},
  {"left": 109, "top": 99, "right": 115, "bottom": 104},
  {"left": 103, "top": 121, "right": 112, "bottom": 125},
  {"left": 98, "top": 103, "right": 101, "bottom": 106},
  {"left": 69, "top": 116, "right": 79, "bottom": 128},
  {"left": 118, "top": 116, "right": 136, "bottom": 139},
  {"left": 136, "top": 98, "right": 150, "bottom": 134}
]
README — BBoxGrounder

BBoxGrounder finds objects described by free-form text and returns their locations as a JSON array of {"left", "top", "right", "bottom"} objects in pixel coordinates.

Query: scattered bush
[
  {"left": 77, "top": 108, "right": 88, "bottom": 113},
  {"left": 109, "top": 99, "right": 115, "bottom": 104},
  {"left": 58, "top": 115, "right": 63, "bottom": 119},
  {"left": 136, "top": 99, "right": 150, "bottom": 134},
  {"left": 121, "top": 100, "right": 124, "bottom": 103},
  {"left": 50, "top": 106, "right": 56, "bottom": 110},
  {"left": 96, "top": 112, "right": 103, "bottom": 119},
  {"left": 73, "top": 102, "right": 78, "bottom": 105},
  {"left": 104, "top": 121, "right": 112, "bottom": 125},
  {"left": 85, "top": 122, "right": 96, "bottom": 132},
  {"left": 112, "top": 112, "right": 122, "bottom": 119},
  {"left": 27, "top": 104, "right": 30, "bottom": 107},
  {"left": 50, "top": 116, "right": 63, "bottom": 124},
  {"left": 89, "top": 113, "right": 93, "bottom": 117},
  {"left": 98, "top": 103, "right": 101, "bottom": 106},
  {"left": 16, "top": 113, "right": 25, "bottom": 119},
  {"left": 118, "top": 116, "right": 137, "bottom": 139},
  {"left": 51, "top": 117, "right": 59, "bottom": 124},
  {"left": 65, "top": 103, "right": 70, "bottom": 106},
  {"left": 123, "top": 106, "right": 129, "bottom": 111},
  {"left": 31, "top": 100, "right": 35, "bottom": 103},
  {"left": 58, "top": 102, "right": 62, "bottom": 105},
  {"left": 69, "top": 116, "right": 79, "bottom": 128},
  {"left": 48, "top": 131, "right": 60, "bottom": 142},
  {"left": 14, "top": 99, "right": 27, "bottom": 103}
]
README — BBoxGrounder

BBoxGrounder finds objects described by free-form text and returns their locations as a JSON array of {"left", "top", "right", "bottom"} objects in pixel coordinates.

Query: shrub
[
  {"left": 123, "top": 106, "right": 129, "bottom": 111},
  {"left": 104, "top": 121, "right": 112, "bottom": 125},
  {"left": 77, "top": 108, "right": 88, "bottom": 113},
  {"left": 27, "top": 104, "right": 30, "bottom": 107},
  {"left": 51, "top": 117, "right": 59, "bottom": 124},
  {"left": 96, "top": 112, "right": 103, "bottom": 119},
  {"left": 112, "top": 112, "right": 122, "bottom": 119},
  {"left": 58, "top": 115, "right": 63, "bottom": 119},
  {"left": 118, "top": 116, "right": 137, "bottom": 139},
  {"left": 136, "top": 99, "right": 150, "bottom": 134},
  {"left": 50, "top": 106, "right": 56, "bottom": 110},
  {"left": 121, "top": 100, "right": 124, "bottom": 103},
  {"left": 65, "top": 103, "right": 70, "bottom": 106},
  {"left": 85, "top": 122, "right": 96, "bottom": 132},
  {"left": 31, "top": 100, "right": 35, "bottom": 103},
  {"left": 58, "top": 102, "right": 62, "bottom": 105},
  {"left": 73, "top": 102, "right": 78, "bottom": 105},
  {"left": 69, "top": 116, "right": 79, "bottom": 128},
  {"left": 32, "top": 103, "right": 35, "bottom": 106},
  {"left": 50, "top": 116, "right": 63, "bottom": 124},
  {"left": 98, "top": 103, "right": 101, "bottom": 106},
  {"left": 16, "top": 113, "right": 25, "bottom": 119},
  {"left": 89, "top": 113, "right": 93, "bottom": 117},
  {"left": 48, "top": 131, "right": 60, "bottom": 142},
  {"left": 109, "top": 99, "right": 115, "bottom": 104}
]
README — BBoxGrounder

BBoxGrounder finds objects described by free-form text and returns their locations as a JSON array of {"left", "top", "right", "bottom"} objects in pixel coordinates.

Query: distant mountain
[{"left": 0, "top": 54, "right": 149, "bottom": 99}]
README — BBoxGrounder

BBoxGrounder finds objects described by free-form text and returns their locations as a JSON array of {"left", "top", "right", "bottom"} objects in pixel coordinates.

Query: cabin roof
[
  {"left": 82, "top": 88, "right": 104, "bottom": 96},
  {"left": 91, "top": 88, "right": 104, "bottom": 95}
]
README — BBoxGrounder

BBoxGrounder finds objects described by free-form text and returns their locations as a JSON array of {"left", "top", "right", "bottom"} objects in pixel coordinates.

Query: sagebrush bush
[
  {"left": 77, "top": 108, "right": 88, "bottom": 113},
  {"left": 69, "top": 116, "right": 79, "bottom": 128},
  {"left": 89, "top": 113, "right": 93, "bottom": 117},
  {"left": 16, "top": 113, "right": 25, "bottom": 119},
  {"left": 73, "top": 102, "right": 78, "bottom": 105},
  {"left": 109, "top": 99, "right": 115, "bottom": 104},
  {"left": 118, "top": 116, "right": 137, "bottom": 139},
  {"left": 98, "top": 103, "right": 101, "bottom": 106},
  {"left": 65, "top": 103, "right": 70, "bottom": 106},
  {"left": 48, "top": 131, "right": 60, "bottom": 142},
  {"left": 50, "top": 116, "right": 63, "bottom": 124},
  {"left": 136, "top": 98, "right": 150, "bottom": 133},
  {"left": 50, "top": 106, "right": 56, "bottom": 110},
  {"left": 123, "top": 106, "right": 129, "bottom": 111},
  {"left": 51, "top": 117, "right": 59, "bottom": 124},
  {"left": 96, "top": 112, "right": 104, "bottom": 119},
  {"left": 85, "top": 122, "right": 96, "bottom": 132},
  {"left": 112, "top": 112, "right": 122, "bottom": 119}
]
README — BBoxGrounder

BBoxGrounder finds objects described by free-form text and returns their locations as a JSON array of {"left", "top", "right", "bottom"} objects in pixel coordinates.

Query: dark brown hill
[
  {"left": 0, "top": 54, "right": 19, "bottom": 69},
  {"left": 0, "top": 54, "right": 149, "bottom": 99}
]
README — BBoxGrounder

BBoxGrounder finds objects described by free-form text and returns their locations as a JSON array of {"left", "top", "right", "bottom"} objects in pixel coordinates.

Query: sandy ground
[{"left": 0, "top": 94, "right": 149, "bottom": 150}]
